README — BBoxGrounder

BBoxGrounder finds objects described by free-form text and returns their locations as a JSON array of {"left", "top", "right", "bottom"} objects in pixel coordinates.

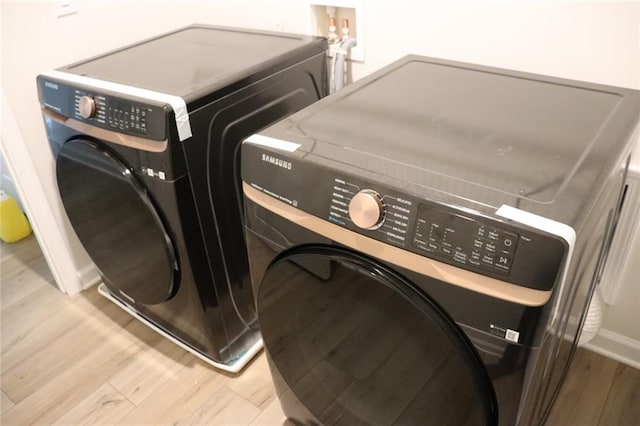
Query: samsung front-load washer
[
  {"left": 241, "top": 56, "right": 640, "bottom": 423},
  {"left": 37, "top": 24, "right": 327, "bottom": 372}
]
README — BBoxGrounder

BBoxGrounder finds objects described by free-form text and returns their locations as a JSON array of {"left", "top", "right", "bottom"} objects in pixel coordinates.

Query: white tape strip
[
  {"left": 496, "top": 204, "right": 575, "bottom": 317},
  {"left": 244, "top": 134, "right": 301, "bottom": 152},
  {"left": 495, "top": 205, "right": 576, "bottom": 246},
  {"left": 41, "top": 70, "right": 192, "bottom": 141}
]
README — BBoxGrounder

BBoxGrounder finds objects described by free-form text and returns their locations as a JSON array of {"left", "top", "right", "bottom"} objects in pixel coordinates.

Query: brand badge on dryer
[{"left": 262, "top": 153, "right": 292, "bottom": 170}]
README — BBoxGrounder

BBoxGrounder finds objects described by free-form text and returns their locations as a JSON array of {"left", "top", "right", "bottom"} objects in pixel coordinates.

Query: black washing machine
[
  {"left": 37, "top": 24, "right": 327, "bottom": 372},
  {"left": 242, "top": 56, "right": 640, "bottom": 422}
]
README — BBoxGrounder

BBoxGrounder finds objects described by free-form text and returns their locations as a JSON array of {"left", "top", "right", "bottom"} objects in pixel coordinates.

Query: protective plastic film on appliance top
[
  {"left": 63, "top": 27, "right": 323, "bottom": 98},
  {"left": 279, "top": 57, "right": 639, "bottom": 223}
]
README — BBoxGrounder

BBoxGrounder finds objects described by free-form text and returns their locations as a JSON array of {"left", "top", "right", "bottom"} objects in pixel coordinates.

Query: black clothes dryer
[
  {"left": 37, "top": 24, "right": 327, "bottom": 372},
  {"left": 241, "top": 56, "right": 640, "bottom": 422}
]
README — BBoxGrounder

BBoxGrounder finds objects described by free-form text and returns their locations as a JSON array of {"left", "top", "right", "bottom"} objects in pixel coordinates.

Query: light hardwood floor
[{"left": 1, "top": 235, "right": 639, "bottom": 425}]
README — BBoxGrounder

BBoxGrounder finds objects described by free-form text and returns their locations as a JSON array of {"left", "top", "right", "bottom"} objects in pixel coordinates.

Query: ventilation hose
[{"left": 331, "top": 38, "right": 357, "bottom": 93}]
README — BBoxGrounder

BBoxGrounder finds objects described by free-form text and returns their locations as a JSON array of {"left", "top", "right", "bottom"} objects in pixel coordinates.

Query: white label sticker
[
  {"left": 505, "top": 329, "right": 520, "bottom": 343},
  {"left": 244, "top": 134, "right": 301, "bottom": 152}
]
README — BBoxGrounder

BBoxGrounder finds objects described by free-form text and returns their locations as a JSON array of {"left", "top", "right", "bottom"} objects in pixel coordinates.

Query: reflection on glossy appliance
[
  {"left": 242, "top": 55, "right": 640, "bottom": 422},
  {"left": 37, "top": 24, "right": 327, "bottom": 372}
]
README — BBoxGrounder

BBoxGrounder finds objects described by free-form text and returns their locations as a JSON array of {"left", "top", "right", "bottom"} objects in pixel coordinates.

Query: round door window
[
  {"left": 258, "top": 245, "right": 498, "bottom": 425},
  {"left": 56, "top": 139, "right": 177, "bottom": 305}
]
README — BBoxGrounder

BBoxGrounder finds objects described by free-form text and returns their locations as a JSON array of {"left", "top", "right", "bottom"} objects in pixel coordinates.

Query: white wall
[
  {"left": 2, "top": 0, "right": 638, "bottom": 362},
  {"left": 352, "top": 1, "right": 639, "bottom": 88},
  {"left": 603, "top": 229, "right": 640, "bottom": 342}
]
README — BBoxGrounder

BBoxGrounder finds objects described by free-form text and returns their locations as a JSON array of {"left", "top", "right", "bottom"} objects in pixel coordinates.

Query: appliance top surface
[
  {"left": 274, "top": 56, "right": 639, "bottom": 212},
  {"left": 61, "top": 25, "right": 322, "bottom": 98}
]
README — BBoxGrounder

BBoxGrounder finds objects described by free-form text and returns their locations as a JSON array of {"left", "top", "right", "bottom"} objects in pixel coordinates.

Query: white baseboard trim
[
  {"left": 583, "top": 328, "right": 640, "bottom": 370},
  {"left": 77, "top": 264, "right": 102, "bottom": 291}
]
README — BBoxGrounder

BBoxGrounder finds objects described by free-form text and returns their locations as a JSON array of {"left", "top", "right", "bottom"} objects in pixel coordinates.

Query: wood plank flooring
[{"left": 1, "top": 235, "right": 639, "bottom": 425}]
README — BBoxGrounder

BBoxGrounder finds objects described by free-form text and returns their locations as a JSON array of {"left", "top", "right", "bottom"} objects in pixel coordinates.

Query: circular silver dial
[
  {"left": 78, "top": 96, "right": 96, "bottom": 119},
  {"left": 348, "top": 189, "right": 385, "bottom": 229}
]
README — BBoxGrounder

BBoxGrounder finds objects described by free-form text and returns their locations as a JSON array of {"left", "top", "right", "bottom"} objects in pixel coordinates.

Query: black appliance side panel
[
  {"left": 181, "top": 52, "right": 327, "bottom": 350},
  {"left": 132, "top": 167, "right": 233, "bottom": 359}
]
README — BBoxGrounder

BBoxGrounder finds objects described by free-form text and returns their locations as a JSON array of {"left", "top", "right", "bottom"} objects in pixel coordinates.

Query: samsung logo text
[{"left": 262, "top": 154, "right": 292, "bottom": 170}]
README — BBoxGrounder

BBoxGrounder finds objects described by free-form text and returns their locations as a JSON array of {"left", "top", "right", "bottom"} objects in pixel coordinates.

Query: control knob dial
[
  {"left": 348, "top": 189, "right": 385, "bottom": 229},
  {"left": 78, "top": 95, "right": 96, "bottom": 119}
]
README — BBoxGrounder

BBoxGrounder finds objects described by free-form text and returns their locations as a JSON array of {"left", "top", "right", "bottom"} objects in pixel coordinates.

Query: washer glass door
[
  {"left": 258, "top": 245, "right": 498, "bottom": 425},
  {"left": 56, "top": 138, "right": 177, "bottom": 304}
]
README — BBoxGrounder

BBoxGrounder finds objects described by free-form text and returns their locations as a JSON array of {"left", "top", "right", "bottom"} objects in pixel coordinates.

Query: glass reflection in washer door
[
  {"left": 257, "top": 245, "right": 498, "bottom": 425},
  {"left": 56, "top": 138, "right": 177, "bottom": 304}
]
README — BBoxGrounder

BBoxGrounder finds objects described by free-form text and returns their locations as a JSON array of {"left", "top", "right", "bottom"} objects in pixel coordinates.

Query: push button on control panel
[{"left": 495, "top": 254, "right": 512, "bottom": 270}]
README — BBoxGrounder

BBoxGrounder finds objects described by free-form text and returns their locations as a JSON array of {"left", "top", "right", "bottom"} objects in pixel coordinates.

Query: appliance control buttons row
[
  {"left": 414, "top": 235, "right": 516, "bottom": 275},
  {"left": 107, "top": 105, "right": 149, "bottom": 134},
  {"left": 477, "top": 226, "right": 516, "bottom": 247},
  {"left": 412, "top": 207, "right": 519, "bottom": 276},
  {"left": 471, "top": 233, "right": 517, "bottom": 255},
  {"left": 471, "top": 250, "right": 513, "bottom": 271}
]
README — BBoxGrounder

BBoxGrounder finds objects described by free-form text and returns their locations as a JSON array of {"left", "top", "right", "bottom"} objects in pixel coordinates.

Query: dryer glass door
[
  {"left": 258, "top": 245, "right": 498, "bottom": 426},
  {"left": 56, "top": 138, "right": 177, "bottom": 304}
]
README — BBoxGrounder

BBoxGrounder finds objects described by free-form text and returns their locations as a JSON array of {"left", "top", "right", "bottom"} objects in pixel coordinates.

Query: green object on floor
[{"left": 0, "top": 190, "right": 32, "bottom": 243}]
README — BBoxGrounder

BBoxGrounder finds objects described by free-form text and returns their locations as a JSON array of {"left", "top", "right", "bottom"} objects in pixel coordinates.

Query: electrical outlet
[{"left": 307, "top": 0, "right": 364, "bottom": 62}]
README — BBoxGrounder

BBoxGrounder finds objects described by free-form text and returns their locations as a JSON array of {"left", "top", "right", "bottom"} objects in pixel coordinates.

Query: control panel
[
  {"left": 323, "top": 174, "right": 565, "bottom": 288},
  {"left": 240, "top": 141, "right": 567, "bottom": 291},
  {"left": 413, "top": 205, "right": 518, "bottom": 276},
  {"left": 330, "top": 174, "right": 522, "bottom": 276},
  {"left": 72, "top": 89, "right": 164, "bottom": 140},
  {"left": 37, "top": 77, "right": 167, "bottom": 141}
]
